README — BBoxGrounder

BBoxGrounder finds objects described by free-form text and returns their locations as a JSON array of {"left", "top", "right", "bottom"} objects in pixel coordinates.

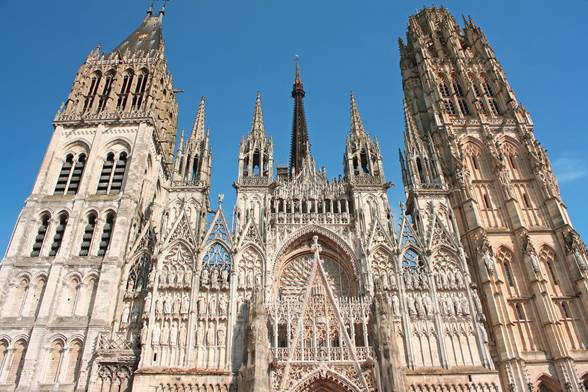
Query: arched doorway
[{"left": 293, "top": 375, "right": 357, "bottom": 392}]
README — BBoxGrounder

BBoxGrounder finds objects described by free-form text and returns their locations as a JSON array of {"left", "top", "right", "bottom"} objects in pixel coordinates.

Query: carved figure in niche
[
  {"left": 208, "top": 296, "right": 217, "bottom": 316},
  {"left": 168, "top": 268, "right": 175, "bottom": 286},
  {"left": 255, "top": 273, "right": 262, "bottom": 287},
  {"left": 453, "top": 297, "right": 462, "bottom": 316},
  {"left": 420, "top": 274, "right": 429, "bottom": 289},
  {"left": 527, "top": 252, "right": 541, "bottom": 274},
  {"left": 148, "top": 269, "right": 156, "bottom": 286},
  {"left": 247, "top": 269, "right": 255, "bottom": 289},
  {"left": 482, "top": 249, "right": 496, "bottom": 277},
  {"left": 144, "top": 292, "right": 152, "bottom": 315},
  {"left": 392, "top": 295, "right": 400, "bottom": 316},
  {"left": 221, "top": 269, "right": 229, "bottom": 289},
  {"left": 445, "top": 298, "right": 454, "bottom": 316},
  {"left": 415, "top": 296, "right": 424, "bottom": 316},
  {"left": 198, "top": 297, "right": 206, "bottom": 316},
  {"left": 480, "top": 323, "right": 489, "bottom": 343},
  {"left": 211, "top": 268, "right": 219, "bottom": 289},
  {"left": 170, "top": 322, "right": 178, "bottom": 346},
  {"left": 207, "top": 324, "right": 216, "bottom": 345},
  {"left": 201, "top": 269, "right": 209, "bottom": 286},
  {"left": 219, "top": 295, "right": 227, "bottom": 316},
  {"left": 177, "top": 268, "right": 185, "bottom": 288},
  {"left": 413, "top": 274, "right": 421, "bottom": 290},
  {"left": 389, "top": 272, "right": 397, "bottom": 289},
  {"left": 159, "top": 268, "right": 168, "bottom": 287},
  {"left": 156, "top": 297, "right": 163, "bottom": 316},
  {"left": 152, "top": 322, "right": 161, "bottom": 346},
  {"left": 435, "top": 272, "right": 443, "bottom": 288},
  {"left": 164, "top": 294, "right": 172, "bottom": 314},
  {"left": 196, "top": 321, "right": 205, "bottom": 345},
  {"left": 447, "top": 271, "right": 455, "bottom": 289},
  {"left": 121, "top": 303, "right": 130, "bottom": 325},
  {"left": 461, "top": 296, "right": 470, "bottom": 315},
  {"left": 181, "top": 293, "right": 190, "bottom": 314},
  {"left": 179, "top": 323, "right": 187, "bottom": 346},
  {"left": 381, "top": 273, "right": 390, "bottom": 290},
  {"left": 404, "top": 274, "right": 413, "bottom": 290},
  {"left": 407, "top": 297, "right": 416, "bottom": 316},
  {"left": 217, "top": 328, "right": 226, "bottom": 346},
  {"left": 141, "top": 322, "right": 148, "bottom": 344},
  {"left": 185, "top": 268, "right": 193, "bottom": 286},
  {"left": 173, "top": 294, "right": 181, "bottom": 314},
  {"left": 423, "top": 295, "right": 432, "bottom": 316},
  {"left": 238, "top": 268, "right": 246, "bottom": 288},
  {"left": 161, "top": 322, "right": 170, "bottom": 345},
  {"left": 455, "top": 271, "right": 464, "bottom": 288},
  {"left": 441, "top": 271, "right": 449, "bottom": 289}
]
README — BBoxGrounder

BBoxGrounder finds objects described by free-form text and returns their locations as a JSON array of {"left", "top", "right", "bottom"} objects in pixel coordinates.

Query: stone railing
[
  {"left": 272, "top": 212, "right": 350, "bottom": 225},
  {"left": 271, "top": 346, "right": 371, "bottom": 363},
  {"left": 238, "top": 177, "right": 272, "bottom": 187},
  {"left": 54, "top": 109, "right": 152, "bottom": 124},
  {"left": 97, "top": 332, "right": 137, "bottom": 352}
]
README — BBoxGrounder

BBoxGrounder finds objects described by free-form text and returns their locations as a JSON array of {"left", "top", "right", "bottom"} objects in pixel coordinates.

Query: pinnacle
[
  {"left": 249, "top": 92, "right": 266, "bottom": 139},
  {"left": 350, "top": 92, "right": 366, "bottom": 136},
  {"left": 190, "top": 96, "right": 206, "bottom": 143}
]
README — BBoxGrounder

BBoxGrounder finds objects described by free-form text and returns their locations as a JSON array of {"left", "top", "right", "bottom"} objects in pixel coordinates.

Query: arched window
[
  {"left": 31, "top": 213, "right": 50, "bottom": 257},
  {"left": 44, "top": 340, "right": 64, "bottom": 384},
  {"left": 82, "top": 71, "right": 102, "bottom": 113},
  {"left": 522, "top": 193, "right": 532, "bottom": 209},
  {"left": 49, "top": 213, "right": 68, "bottom": 257},
  {"left": 489, "top": 99, "right": 501, "bottom": 115},
  {"left": 54, "top": 153, "right": 86, "bottom": 195},
  {"left": 98, "top": 213, "right": 115, "bottom": 257},
  {"left": 0, "top": 339, "right": 8, "bottom": 379},
  {"left": 7, "top": 277, "right": 29, "bottom": 316},
  {"left": 64, "top": 340, "right": 82, "bottom": 383},
  {"left": 116, "top": 70, "right": 134, "bottom": 110},
  {"left": 360, "top": 150, "right": 370, "bottom": 174},
  {"left": 439, "top": 81, "right": 451, "bottom": 97},
  {"left": 97, "top": 151, "right": 128, "bottom": 194},
  {"left": 23, "top": 276, "right": 46, "bottom": 317},
  {"left": 482, "top": 79, "right": 494, "bottom": 97},
  {"left": 5, "top": 339, "right": 27, "bottom": 385},
  {"left": 540, "top": 246, "right": 560, "bottom": 287},
  {"left": 61, "top": 277, "right": 81, "bottom": 316},
  {"left": 443, "top": 99, "right": 456, "bottom": 115},
  {"left": 79, "top": 212, "right": 97, "bottom": 256},
  {"left": 97, "top": 71, "right": 115, "bottom": 112},
  {"left": 483, "top": 193, "right": 492, "bottom": 209},
  {"left": 561, "top": 302, "right": 572, "bottom": 319},
  {"left": 131, "top": 70, "right": 149, "bottom": 110}
]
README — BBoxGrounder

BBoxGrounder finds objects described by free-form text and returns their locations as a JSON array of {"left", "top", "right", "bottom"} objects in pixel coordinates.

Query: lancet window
[
  {"left": 49, "top": 213, "right": 68, "bottom": 257},
  {"left": 97, "top": 212, "right": 115, "bottom": 256},
  {"left": 79, "top": 212, "right": 97, "bottom": 256},
  {"left": 97, "top": 71, "right": 115, "bottom": 112},
  {"left": 97, "top": 151, "right": 128, "bottom": 194},
  {"left": 82, "top": 71, "right": 101, "bottom": 113},
  {"left": 0, "top": 339, "right": 7, "bottom": 378},
  {"left": 31, "top": 212, "right": 50, "bottom": 257},
  {"left": 63, "top": 340, "right": 82, "bottom": 383},
  {"left": 131, "top": 69, "right": 149, "bottom": 110},
  {"left": 54, "top": 153, "right": 86, "bottom": 195},
  {"left": 5, "top": 339, "right": 27, "bottom": 385},
  {"left": 44, "top": 339, "right": 64, "bottom": 384},
  {"left": 116, "top": 70, "right": 134, "bottom": 110}
]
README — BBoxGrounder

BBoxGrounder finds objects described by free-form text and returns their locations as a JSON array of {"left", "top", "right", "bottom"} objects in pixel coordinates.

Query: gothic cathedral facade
[{"left": 0, "top": 6, "right": 587, "bottom": 392}]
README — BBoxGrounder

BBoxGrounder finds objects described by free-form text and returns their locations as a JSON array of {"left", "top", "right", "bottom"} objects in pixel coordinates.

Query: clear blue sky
[{"left": 1, "top": 0, "right": 587, "bottom": 256}]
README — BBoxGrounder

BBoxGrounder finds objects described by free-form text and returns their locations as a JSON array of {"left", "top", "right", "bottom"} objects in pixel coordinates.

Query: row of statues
[
  {"left": 158, "top": 266, "right": 193, "bottom": 289},
  {"left": 197, "top": 294, "right": 228, "bottom": 318},
  {"left": 388, "top": 292, "right": 475, "bottom": 318},
  {"left": 201, "top": 267, "right": 230, "bottom": 290}
]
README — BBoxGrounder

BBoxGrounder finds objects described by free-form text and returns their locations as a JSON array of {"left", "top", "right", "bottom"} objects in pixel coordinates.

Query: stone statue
[
  {"left": 159, "top": 268, "right": 168, "bottom": 287},
  {"left": 211, "top": 268, "right": 219, "bottom": 289},
  {"left": 185, "top": 269, "right": 193, "bottom": 286},
  {"left": 173, "top": 294, "right": 181, "bottom": 314},
  {"left": 482, "top": 249, "right": 496, "bottom": 277},
  {"left": 181, "top": 293, "right": 190, "bottom": 314},
  {"left": 221, "top": 269, "right": 229, "bottom": 289},
  {"left": 196, "top": 321, "right": 205, "bottom": 345},
  {"left": 198, "top": 297, "right": 207, "bottom": 316},
  {"left": 209, "top": 296, "right": 217, "bottom": 316},
  {"left": 156, "top": 297, "right": 163, "bottom": 316},
  {"left": 164, "top": 294, "right": 172, "bottom": 314},
  {"left": 207, "top": 325, "right": 216, "bottom": 345},
  {"left": 392, "top": 295, "right": 400, "bottom": 316},
  {"left": 239, "top": 268, "right": 246, "bottom": 288},
  {"left": 152, "top": 322, "right": 161, "bottom": 346},
  {"left": 177, "top": 268, "right": 185, "bottom": 288},
  {"left": 219, "top": 295, "right": 228, "bottom": 316},
  {"left": 170, "top": 322, "right": 178, "bottom": 346},
  {"left": 121, "top": 303, "right": 130, "bottom": 325},
  {"left": 217, "top": 328, "right": 226, "bottom": 346},
  {"left": 201, "top": 269, "right": 209, "bottom": 286},
  {"left": 161, "top": 322, "right": 170, "bottom": 345},
  {"left": 144, "top": 292, "right": 152, "bottom": 315},
  {"left": 179, "top": 323, "right": 187, "bottom": 346}
]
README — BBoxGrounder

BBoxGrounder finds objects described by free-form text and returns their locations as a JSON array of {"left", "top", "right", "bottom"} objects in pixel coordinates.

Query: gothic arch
[
  {"left": 535, "top": 374, "right": 562, "bottom": 391},
  {"left": 63, "top": 140, "right": 91, "bottom": 154},
  {"left": 273, "top": 224, "right": 356, "bottom": 276},
  {"left": 101, "top": 138, "right": 132, "bottom": 156},
  {"left": 290, "top": 368, "right": 361, "bottom": 392}
]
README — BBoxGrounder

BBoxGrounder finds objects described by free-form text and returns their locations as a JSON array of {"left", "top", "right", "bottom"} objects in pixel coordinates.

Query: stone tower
[{"left": 399, "top": 7, "right": 588, "bottom": 391}]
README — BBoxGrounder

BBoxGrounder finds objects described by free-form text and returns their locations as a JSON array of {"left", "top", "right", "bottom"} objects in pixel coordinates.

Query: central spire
[{"left": 289, "top": 60, "right": 311, "bottom": 177}]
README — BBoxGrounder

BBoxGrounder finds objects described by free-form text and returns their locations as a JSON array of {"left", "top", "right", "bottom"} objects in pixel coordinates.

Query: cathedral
[{"left": 1, "top": 5, "right": 588, "bottom": 392}]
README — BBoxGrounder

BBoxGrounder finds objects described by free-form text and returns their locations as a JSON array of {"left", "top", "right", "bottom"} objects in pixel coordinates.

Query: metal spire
[{"left": 289, "top": 57, "right": 310, "bottom": 177}]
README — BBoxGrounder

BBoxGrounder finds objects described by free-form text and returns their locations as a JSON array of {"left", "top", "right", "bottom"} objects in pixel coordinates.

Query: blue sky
[{"left": 1, "top": 0, "right": 587, "bottom": 255}]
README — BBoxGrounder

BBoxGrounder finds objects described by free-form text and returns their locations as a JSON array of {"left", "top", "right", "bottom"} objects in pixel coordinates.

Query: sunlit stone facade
[{"left": 0, "top": 6, "right": 587, "bottom": 392}]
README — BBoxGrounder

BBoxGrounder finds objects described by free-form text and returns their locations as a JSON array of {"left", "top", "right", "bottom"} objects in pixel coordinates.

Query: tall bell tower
[{"left": 399, "top": 7, "right": 588, "bottom": 391}]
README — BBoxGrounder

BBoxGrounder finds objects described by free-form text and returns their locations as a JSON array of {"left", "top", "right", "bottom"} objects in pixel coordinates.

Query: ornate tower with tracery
[{"left": 399, "top": 7, "right": 588, "bottom": 391}]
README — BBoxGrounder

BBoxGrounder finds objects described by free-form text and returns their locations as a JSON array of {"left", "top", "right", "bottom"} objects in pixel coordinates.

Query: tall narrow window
[
  {"left": 64, "top": 340, "right": 82, "bottom": 383},
  {"left": 458, "top": 99, "right": 470, "bottom": 115},
  {"left": 522, "top": 193, "right": 532, "bottom": 209},
  {"left": 515, "top": 303, "right": 526, "bottom": 320},
  {"left": 110, "top": 152, "right": 128, "bottom": 193},
  {"left": 504, "top": 262, "right": 515, "bottom": 287},
  {"left": 54, "top": 154, "right": 74, "bottom": 194},
  {"left": 82, "top": 72, "right": 102, "bottom": 113},
  {"left": 452, "top": 79, "right": 464, "bottom": 97},
  {"left": 79, "top": 213, "right": 97, "bottom": 256},
  {"left": 131, "top": 71, "right": 149, "bottom": 110},
  {"left": 562, "top": 302, "right": 571, "bottom": 319},
  {"left": 483, "top": 193, "right": 492, "bottom": 209},
  {"left": 45, "top": 340, "right": 64, "bottom": 384},
  {"left": 0, "top": 340, "right": 8, "bottom": 379},
  {"left": 443, "top": 99, "right": 456, "bottom": 115},
  {"left": 483, "top": 80, "right": 494, "bottom": 96},
  {"left": 49, "top": 213, "right": 68, "bottom": 257},
  {"left": 67, "top": 153, "right": 86, "bottom": 195},
  {"left": 489, "top": 99, "right": 501, "bottom": 115},
  {"left": 473, "top": 84, "right": 482, "bottom": 98},
  {"left": 97, "top": 153, "right": 115, "bottom": 194},
  {"left": 439, "top": 82, "right": 451, "bottom": 97},
  {"left": 6, "top": 340, "right": 27, "bottom": 385},
  {"left": 508, "top": 154, "right": 517, "bottom": 170},
  {"left": 116, "top": 71, "right": 134, "bottom": 111},
  {"left": 546, "top": 260, "right": 559, "bottom": 285},
  {"left": 31, "top": 213, "right": 50, "bottom": 257},
  {"left": 97, "top": 72, "right": 115, "bottom": 112},
  {"left": 98, "top": 213, "right": 115, "bottom": 256}
]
